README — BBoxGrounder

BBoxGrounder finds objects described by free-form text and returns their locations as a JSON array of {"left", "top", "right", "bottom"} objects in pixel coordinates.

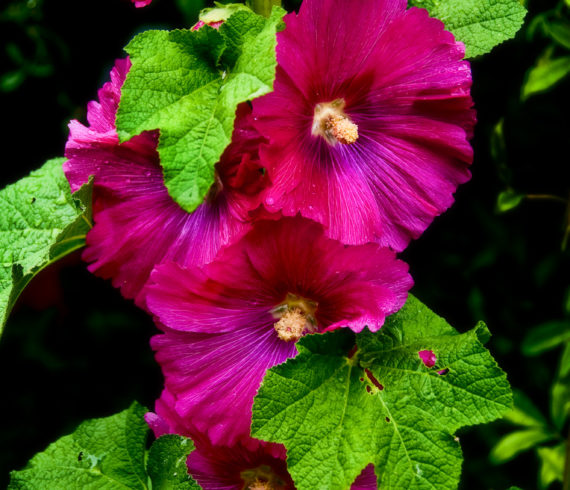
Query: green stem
[
  {"left": 525, "top": 194, "right": 568, "bottom": 204},
  {"left": 562, "top": 427, "right": 570, "bottom": 490},
  {"left": 246, "top": 0, "right": 281, "bottom": 17}
]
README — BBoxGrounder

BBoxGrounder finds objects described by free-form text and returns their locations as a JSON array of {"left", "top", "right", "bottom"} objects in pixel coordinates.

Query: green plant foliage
[
  {"left": 551, "top": 342, "right": 570, "bottom": 430},
  {"left": 252, "top": 296, "right": 512, "bottom": 490},
  {"left": 0, "top": 158, "right": 91, "bottom": 335},
  {"left": 497, "top": 190, "right": 524, "bottom": 213},
  {"left": 502, "top": 390, "right": 549, "bottom": 428},
  {"left": 521, "top": 320, "right": 570, "bottom": 356},
  {"left": 147, "top": 435, "right": 200, "bottom": 489},
  {"left": 522, "top": 53, "right": 570, "bottom": 100},
  {"left": 537, "top": 444, "right": 565, "bottom": 489},
  {"left": 409, "top": 0, "right": 527, "bottom": 58},
  {"left": 8, "top": 402, "right": 200, "bottom": 489},
  {"left": 490, "top": 428, "right": 556, "bottom": 464},
  {"left": 116, "top": 6, "right": 285, "bottom": 214}
]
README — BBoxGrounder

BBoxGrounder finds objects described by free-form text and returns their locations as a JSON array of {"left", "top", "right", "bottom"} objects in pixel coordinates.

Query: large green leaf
[
  {"left": 252, "top": 296, "right": 512, "bottom": 490},
  {"left": 116, "top": 6, "right": 285, "bottom": 213},
  {"left": 9, "top": 403, "right": 201, "bottom": 489},
  {"left": 0, "top": 158, "right": 92, "bottom": 335},
  {"left": 9, "top": 402, "right": 150, "bottom": 489},
  {"left": 409, "top": 0, "right": 527, "bottom": 58}
]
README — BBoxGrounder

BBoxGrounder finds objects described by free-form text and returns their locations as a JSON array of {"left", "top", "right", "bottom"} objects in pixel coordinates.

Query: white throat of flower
[{"left": 312, "top": 98, "right": 359, "bottom": 145}]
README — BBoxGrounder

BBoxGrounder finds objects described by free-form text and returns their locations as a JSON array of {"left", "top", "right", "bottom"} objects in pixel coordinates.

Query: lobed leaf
[
  {"left": 8, "top": 403, "right": 201, "bottom": 489},
  {"left": 9, "top": 402, "right": 149, "bottom": 489},
  {"left": 409, "top": 0, "right": 527, "bottom": 58},
  {"left": 253, "top": 295, "right": 512, "bottom": 490},
  {"left": 116, "top": 7, "right": 285, "bottom": 213},
  {"left": 0, "top": 158, "right": 92, "bottom": 335}
]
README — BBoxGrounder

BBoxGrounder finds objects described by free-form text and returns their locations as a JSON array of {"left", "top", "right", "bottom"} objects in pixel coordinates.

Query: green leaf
[
  {"left": 116, "top": 6, "right": 285, "bottom": 214},
  {"left": 252, "top": 295, "right": 512, "bottom": 490},
  {"left": 521, "top": 320, "right": 570, "bottom": 356},
  {"left": 490, "top": 428, "right": 556, "bottom": 464},
  {"left": 147, "top": 435, "right": 200, "bottom": 489},
  {"left": 9, "top": 402, "right": 150, "bottom": 489},
  {"left": 497, "top": 190, "right": 524, "bottom": 213},
  {"left": 551, "top": 343, "right": 570, "bottom": 430},
  {"left": 522, "top": 53, "right": 570, "bottom": 100},
  {"left": 0, "top": 158, "right": 92, "bottom": 335},
  {"left": 537, "top": 443, "right": 565, "bottom": 489},
  {"left": 409, "top": 0, "right": 527, "bottom": 58},
  {"left": 503, "top": 390, "right": 549, "bottom": 428}
]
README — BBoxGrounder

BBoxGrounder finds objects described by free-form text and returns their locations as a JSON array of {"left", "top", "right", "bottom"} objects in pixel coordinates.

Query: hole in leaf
[
  {"left": 364, "top": 368, "right": 384, "bottom": 390},
  {"left": 418, "top": 349, "right": 436, "bottom": 368},
  {"left": 385, "top": 417, "right": 390, "bottom": 423},
  {"left": 347, "top": 345, "right": 358, "bottom": 359}
]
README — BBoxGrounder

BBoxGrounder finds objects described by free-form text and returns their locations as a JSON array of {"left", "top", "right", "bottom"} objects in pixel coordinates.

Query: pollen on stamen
[
  {"left": 248, "top": 479, "right": 273, "bottom": 490},
  {"left": 312, "top": 99, "right": 359, "bottom": 146},
  {"left": 274, "top": 307, "right": 310, "bottom": 342},
  {"left": 325, "top": 114, "right": 359, "bottom": 145}
]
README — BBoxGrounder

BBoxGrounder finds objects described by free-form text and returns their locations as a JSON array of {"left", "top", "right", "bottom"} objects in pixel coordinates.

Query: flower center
[
  {"left": 312, "top": 99, "right": 359, "bottom": 145},
  {"left": 240, "top": 465, "right": 286, "bottom": 490},
  {"left": 272, "top": 293, "right": 318, "bottom": 342}
]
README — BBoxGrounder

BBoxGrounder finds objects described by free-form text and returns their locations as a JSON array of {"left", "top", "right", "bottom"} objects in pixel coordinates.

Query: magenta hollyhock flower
[
  {"left": 252, "top": 0, "right": 475, "bottom": 252},
  {"left": 132, "top": 0, "right": 152, "bottom": 7},
  {"left": 64, "top": 59, "right": 268, "bottom": 307},
  {"left": 145, "top": 216, "right": 412, "bottom": 446},
  {"left": 187, "top": 438, "right": 295, "bottom": 490}
]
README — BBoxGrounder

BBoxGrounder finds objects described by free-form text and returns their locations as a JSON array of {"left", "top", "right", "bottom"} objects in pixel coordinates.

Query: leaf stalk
[{"left": 247, "top": 0, "right": 281, "bottom": 17}]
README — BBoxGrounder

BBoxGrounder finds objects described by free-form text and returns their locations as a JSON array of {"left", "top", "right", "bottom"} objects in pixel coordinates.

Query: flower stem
[
  {"left": 525, "top": 194, "right": 568, "bottom": 204},
  {"left": 247, "top": 0, "right": 281, "bottom": 17},
  {"left": 562, "top": 428, "right": 570, "bottom": 490}
]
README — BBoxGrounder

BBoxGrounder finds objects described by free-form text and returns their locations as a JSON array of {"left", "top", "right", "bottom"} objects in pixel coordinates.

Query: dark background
[{"left": 0, "top": 0, "right": 568, "bottom": 488}]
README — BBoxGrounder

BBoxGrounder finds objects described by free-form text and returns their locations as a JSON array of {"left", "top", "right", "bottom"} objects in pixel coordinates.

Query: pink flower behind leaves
[
  {"left": 145, "top": 216, "right": 412, "bottom": 447},
  {"left": 419, "top": 349, "right": 437, "bottom": 368},
  {"left": 64, "top": 59, "right": 268, "bottom": 308},
  {"left": 132, "top": 0, "right": 152, "bottom": 7},
  {"left": 252, "top": 0, "right": 475, "bottom": 252},
  {"left": 146, "top": 391, "right": 378, "bottom": 489}
]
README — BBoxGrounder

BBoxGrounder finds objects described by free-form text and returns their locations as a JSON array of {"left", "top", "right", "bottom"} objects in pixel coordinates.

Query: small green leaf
[
  {"left": 490, "top": 429, "right": 555, "bottom": 464},
  {"left": 117, "top": 7, "right": 285, "bottom": 213},
  {"left": 409, "top": 0, "right": 527, "bottom": 58},
  {"left": 497, "top": 190, "right": 524, "bottom": 213},
  {"left": 9, "top": 402, "right": 149, "bottom": 489},
  {"left": 147, "top": 435, "right": 200, "bottom": 489},
  {"left": 522, "top": 53, "right": 570, "bottom": 100},
  {"left": 503, "top": 390, "right": 549, "bottom": 428},
  {"left": 537, "top": 443, "right": 565, "bottom": 489},
  {"left": 551, "top": 343, "right": 570, "bottom": 430},
  {"left": 253, "top": 295, "right": 512, "bottom": 490},
  {"left": 0, "top": 158, "right": 92, "bottom": 335},
  {"left": 199, "top": 2, "right": 251, "bottom": 24},
  {"left": 544, "top": 19, "right": 570, "bottom": 50},
  {"left": 521, "top": 320, "right": 570, "bottom": 356}
]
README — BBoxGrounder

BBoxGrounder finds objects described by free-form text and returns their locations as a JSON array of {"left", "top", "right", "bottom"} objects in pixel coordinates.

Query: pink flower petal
[
  {"left": 64, "top": 60, "right": 268, "bottom": 308},
  {"left": 146, "top": 216, "right": 412, "bottom": 446},
  {"left": 252, "top": 0, "right": 475, "bottom": 251}
]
